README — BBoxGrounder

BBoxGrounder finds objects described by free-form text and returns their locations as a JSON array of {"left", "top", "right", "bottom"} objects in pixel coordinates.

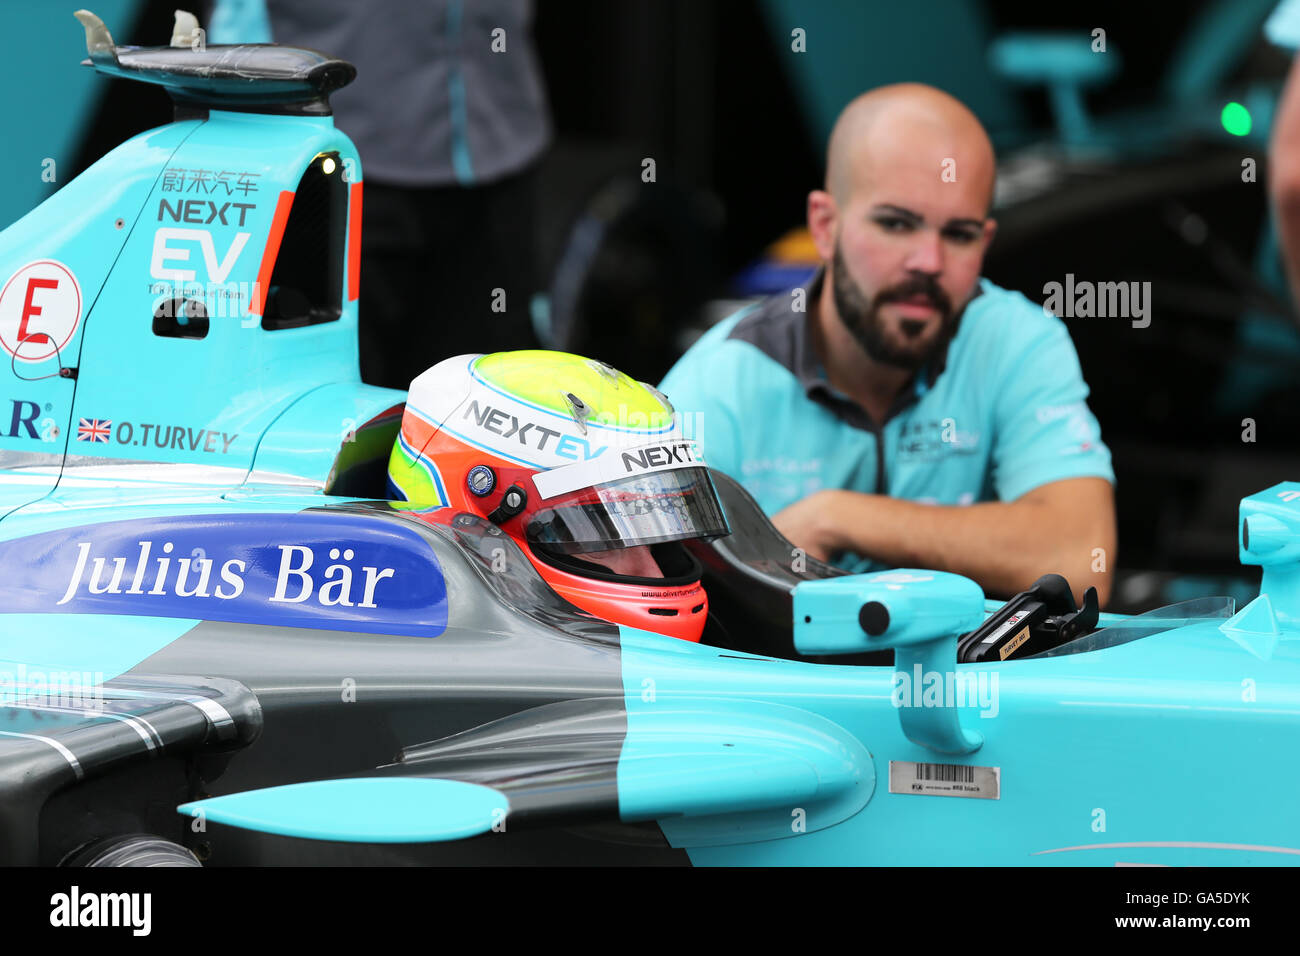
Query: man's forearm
[{"left": 814, "top": 488, "right": 1114, "bottom": 604}]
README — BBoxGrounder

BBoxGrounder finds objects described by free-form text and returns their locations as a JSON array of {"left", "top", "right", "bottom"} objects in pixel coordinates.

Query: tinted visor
[{"left": 524, "top": 466, "right": 730, "bottom": 555}]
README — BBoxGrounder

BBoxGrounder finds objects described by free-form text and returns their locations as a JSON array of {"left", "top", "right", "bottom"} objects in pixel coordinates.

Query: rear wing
[{"left": 74, "top": 8, "right": 355, "bottom": 115}]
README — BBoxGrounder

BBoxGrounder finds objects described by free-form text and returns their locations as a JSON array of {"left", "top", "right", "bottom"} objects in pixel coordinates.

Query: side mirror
[
  {"left": 1240, "top": 483, "right": 1300, "bottom": 627},
  {"left": 794, "top": 570, "right": 986, "bottom": 754}
]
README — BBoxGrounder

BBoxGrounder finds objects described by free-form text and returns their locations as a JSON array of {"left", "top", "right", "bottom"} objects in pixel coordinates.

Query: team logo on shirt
[{"left": 897, "top": 418, "right": 980, "bottom": 463}]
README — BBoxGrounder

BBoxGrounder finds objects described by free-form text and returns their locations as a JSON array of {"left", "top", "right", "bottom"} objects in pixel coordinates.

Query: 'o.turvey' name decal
[{"left": 1, "top": 513, "right": 447, "bottom": 637}]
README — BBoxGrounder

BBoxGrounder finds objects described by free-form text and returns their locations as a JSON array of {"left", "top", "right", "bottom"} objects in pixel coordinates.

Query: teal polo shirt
[{"left": 659, "top": 271, "right": 1114, "bottom": 573}]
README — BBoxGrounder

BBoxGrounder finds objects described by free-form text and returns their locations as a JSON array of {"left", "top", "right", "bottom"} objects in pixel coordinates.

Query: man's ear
[
  {"left": 807, "top": 190, "right": 838, "bottom": 261},
  {"left": 981, "top": 216, "right": 998, "bottom": 252}
]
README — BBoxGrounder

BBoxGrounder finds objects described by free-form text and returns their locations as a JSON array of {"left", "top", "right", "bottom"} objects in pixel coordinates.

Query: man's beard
[{"left": 830, "top": 241, "right": 957, "bottom": 371}]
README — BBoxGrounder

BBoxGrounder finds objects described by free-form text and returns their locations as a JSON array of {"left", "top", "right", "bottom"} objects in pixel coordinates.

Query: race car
[{"left": 0, "top": 9, "right": 1296, "bottom": 867}]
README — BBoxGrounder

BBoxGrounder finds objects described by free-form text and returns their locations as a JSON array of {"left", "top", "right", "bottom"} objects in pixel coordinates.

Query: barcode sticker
[{"left": 889, "top": 761, "right": 1000, "bottom": 799}]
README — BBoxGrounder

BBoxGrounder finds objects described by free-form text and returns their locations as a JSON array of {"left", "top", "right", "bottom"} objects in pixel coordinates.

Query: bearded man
[{"left": 659, "top": 83, "right": 1116, "bottom": 604}]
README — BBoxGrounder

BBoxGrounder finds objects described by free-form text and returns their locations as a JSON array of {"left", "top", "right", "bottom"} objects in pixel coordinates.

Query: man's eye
[
  {"left": 875, "top": 216, "right": 914, "bottom": 233},
  {"left": 943, "top": 228, "right": 979, "bottom": 244}
]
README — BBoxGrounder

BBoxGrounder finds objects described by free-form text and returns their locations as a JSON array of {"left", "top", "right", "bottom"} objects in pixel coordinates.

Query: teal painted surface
[
  {"left": 614, "top": 685, "right": 874, "bottom": 844},
  {"left": 1220, "top": 593, "right": 1280, "bottom": 660},
  {"left": 0, "top": 487, "right": 372, "bottom": 540},
  {"left": 0, "top": 98, "right": 367, "bottom": 510},
  {"left": 1167, "top": 0, "right": 1279, "bottom": 103},
  {"left": 795, "top": 569, "right": 985, "bottom": 656},
  {"left": 250, "top": 382, "right": 405, "bottom": 485},
  {"left": 445, "top": 0, "right": 475, "bottom": 184},
  {"left": 757, "top": 0, "right": 1025, "bottom": 150},
  {"left": 0, "top": 1, "right": 144, "bottom": 229},
  {"left": 988, "top": 33, "right": 1119, "bottom": 146},
  {"left": 0, "top": 119, "right": 201, "bottom": 515},
  {"left": 0, "top": 612, "right": 196, "bottom": 680},
  {"left": 619, "top": 552, "right": 1300, "bottom": 864},
  {"left": 0, "top": 87, "right": 387, "bottom": 661},
  {"left": 179, "top": 777, "right": 507, "bottom": 842},
  {"left": 65, "top": 110, "right": 363, "bottom": 481},
  {"left": 208, "top": 0, "right": 272, "bottom": 44},
  {"left": 797, "top": 570, "right": 987, "bottom": 754},
  {"left": 989, "top": 33, "right": 1116, "bottom": 87},
  {"left": 1240, "top": 482, "right": 1300, "bottom": 626}
]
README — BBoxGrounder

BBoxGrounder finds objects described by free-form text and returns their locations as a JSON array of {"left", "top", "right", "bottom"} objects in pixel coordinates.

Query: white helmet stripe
[{"left": 532, "top": 440, "right": 708, "bottom": 500}]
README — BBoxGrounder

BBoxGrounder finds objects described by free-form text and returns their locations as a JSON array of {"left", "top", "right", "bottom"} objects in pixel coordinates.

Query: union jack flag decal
[{"left": 76, "top": 418, "right": 111, "bottom": 443}]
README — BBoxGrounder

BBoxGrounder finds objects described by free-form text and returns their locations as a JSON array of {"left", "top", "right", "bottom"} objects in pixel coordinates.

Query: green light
[{"left": 1221, "top": 102, "right": 1252, "bottom": 137}]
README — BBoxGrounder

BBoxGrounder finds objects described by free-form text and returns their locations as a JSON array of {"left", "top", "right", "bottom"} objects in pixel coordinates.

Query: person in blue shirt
[
  {"left": 661, "top": 83, "right": 1116, "bottom": 605},
  {"left": 210, "top": 0, "right": 549, "bottom": 389}
]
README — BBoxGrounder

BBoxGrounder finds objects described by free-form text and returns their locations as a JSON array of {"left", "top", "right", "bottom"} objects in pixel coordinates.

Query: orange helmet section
[
  {"left": 434, "top": 448, "right": 712, "bottom": 642},
  {"left": 542, "top": 560, "right": 708, "bottom": 642},
  {"left": 404, "top": 488, "right": 711, "bottom": 642}
]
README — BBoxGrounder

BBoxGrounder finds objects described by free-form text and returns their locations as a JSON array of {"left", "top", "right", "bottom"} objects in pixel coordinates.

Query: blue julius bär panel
[{"left": 0, "top": 512, "right": 447, "bottom": 637}]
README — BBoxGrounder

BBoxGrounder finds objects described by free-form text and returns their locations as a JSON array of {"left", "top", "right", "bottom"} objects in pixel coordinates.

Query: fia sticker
[
  {"left": 889, "top": 760, "right": 1000, "bottom": 799},
  {"left": 0, "top": 260, "right": 82, "bottom": 363},
  {"left": 981, "top": 610, "right": 1027, "bottom": 645}
]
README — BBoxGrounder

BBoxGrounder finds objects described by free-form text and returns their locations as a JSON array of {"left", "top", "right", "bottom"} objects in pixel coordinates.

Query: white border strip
[
  {"left": 533, "top": 439, "right": 706, "bottom": 500},
  {"left": 0, "top": 729, "right": 83, "bottom": 779}
]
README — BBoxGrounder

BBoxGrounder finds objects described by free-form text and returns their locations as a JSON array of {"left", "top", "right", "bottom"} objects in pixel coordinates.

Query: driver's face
[{"left": 581, "top": 545, "right": 663, "bottom": 578}]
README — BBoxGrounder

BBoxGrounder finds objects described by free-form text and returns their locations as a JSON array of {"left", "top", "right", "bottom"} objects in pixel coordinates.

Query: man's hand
[{"left": 771, "top": 478, "right": 1116, "bottom": 606}]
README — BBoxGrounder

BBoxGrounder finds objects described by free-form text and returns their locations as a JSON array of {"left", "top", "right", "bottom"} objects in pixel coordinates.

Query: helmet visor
[{"left": 524, "top": 466, "right": 730, "bottom": 554}]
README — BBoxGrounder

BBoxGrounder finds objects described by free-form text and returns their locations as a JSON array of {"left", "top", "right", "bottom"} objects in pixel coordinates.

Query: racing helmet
[{"left": 387, "top": 351, "right": 730, "bottom": 641}]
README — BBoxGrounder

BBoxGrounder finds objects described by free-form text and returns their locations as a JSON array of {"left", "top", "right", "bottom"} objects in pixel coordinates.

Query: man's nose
[{"left": 902, "top": 229, "right": 944, "bottom": 275}]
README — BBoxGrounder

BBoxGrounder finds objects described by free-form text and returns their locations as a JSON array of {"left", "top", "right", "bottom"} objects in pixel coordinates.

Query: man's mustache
[{"left": 873, "top": 276, "right": 952, "bottom": 317}]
